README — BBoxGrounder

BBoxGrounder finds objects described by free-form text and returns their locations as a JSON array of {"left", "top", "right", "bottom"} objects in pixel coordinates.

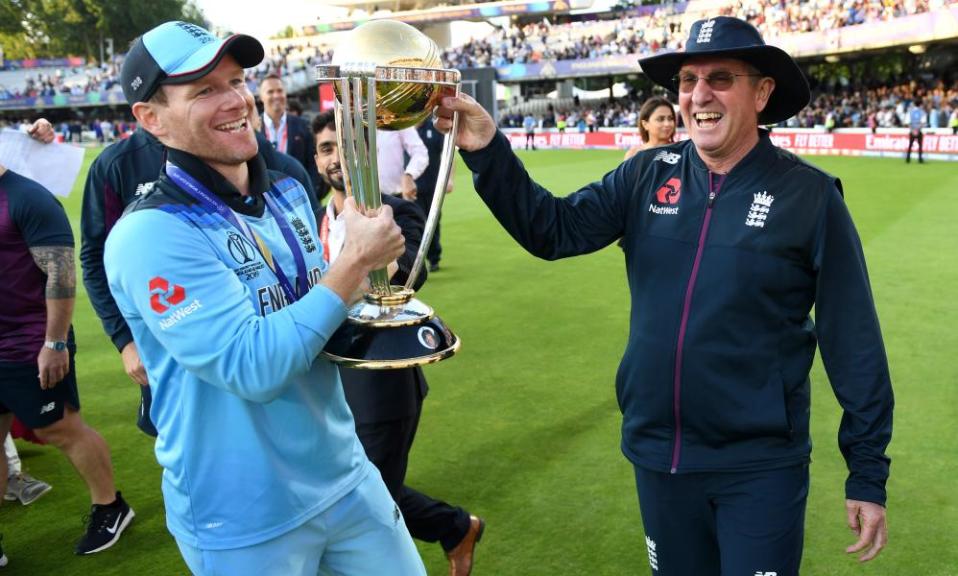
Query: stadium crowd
[
  {"left": 1, "top": 0, "right": 952, "bottom": 101},
  {"left": 0, "top": 46, "right": 331, "bottom": 104},
  {"left": 442, "top": 0, "right": 949, "bottom": 68},
  {"left": 719, "top": 0, "right": 949, "bottom": 37},
  {"left": 500, "top": 75, "right": 958, "bottom": 132},
  {"left": 443, "top": 7, "right": 685, "bottom": 68},
  {"left": 795, "top": 78, "right": 958, "bottom": 129},
  {"left": 0, "top": 64, "right": 120, "bottom": 100}
]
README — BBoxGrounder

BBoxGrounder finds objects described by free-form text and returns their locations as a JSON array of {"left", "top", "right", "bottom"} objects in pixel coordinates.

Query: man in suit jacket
[
  {"left": 258, "top": 74, "right": 325, "bottom": 198},
  {"left": 312, "top": 111, "right": 484, "bottom": 576}
]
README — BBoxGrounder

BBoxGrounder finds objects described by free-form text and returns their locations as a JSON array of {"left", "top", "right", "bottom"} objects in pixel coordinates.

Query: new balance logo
[
  {"left": 746, "top": 191, "right": 774, "bottom": 228},
  {"left": 697, "top": 20, "right": 716, "bottom": 44},
  {"left": 39, "top": 401, "right": 56, "bottom": 415},
  {"left": 754, "top": 572, "right": 778, "bottom": 576},
  {"left": 134, "top": 182, "right": 154, "bottom": 197},
  {"left": 653, "top": 150, "right": 681, "bottom": 165}
]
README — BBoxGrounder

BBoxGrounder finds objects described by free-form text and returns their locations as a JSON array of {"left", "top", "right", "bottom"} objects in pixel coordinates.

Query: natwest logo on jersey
[
  {"left": 650, "top": 177, "right": 682, "bottom": 216},
  {"left": 150, "top": 277, "right": 185, "bottom": 313},
  {"left": 149, "top": 276, "right": 202, "bottom": 330}
]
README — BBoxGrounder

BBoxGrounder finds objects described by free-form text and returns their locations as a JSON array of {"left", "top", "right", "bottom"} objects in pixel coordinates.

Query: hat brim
[
  {"left": 163, "top": 34, "right": 264, "bottom": 85},
  {"left": 639, "top": 45, "right": 810, "bottom": 125}
]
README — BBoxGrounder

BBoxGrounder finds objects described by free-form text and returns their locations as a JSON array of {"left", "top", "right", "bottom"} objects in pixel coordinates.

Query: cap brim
[
  {"left": 164, "top": 34, "right": 264, "bottom": 84},
  {"left": 639, "top": 45, "right": 810, "bottom": 125}
]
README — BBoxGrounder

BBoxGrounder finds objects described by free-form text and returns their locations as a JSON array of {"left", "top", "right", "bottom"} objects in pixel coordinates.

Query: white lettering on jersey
[
  {"left": 649, "top": 204, "right": 680, "bottom": 215},
  {"left": 159, "top": 299, "right": 203, "bottom": 330}
]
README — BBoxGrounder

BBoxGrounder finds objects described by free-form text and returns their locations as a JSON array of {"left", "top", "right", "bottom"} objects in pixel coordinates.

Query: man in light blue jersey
[{"left": 104, "top": 21, "right": 425, "bottom": 576}]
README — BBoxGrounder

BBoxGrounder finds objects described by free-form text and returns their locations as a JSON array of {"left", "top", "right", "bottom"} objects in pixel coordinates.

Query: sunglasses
[{"left": 672, "top": 71, "right": 764, "bottom": 93}]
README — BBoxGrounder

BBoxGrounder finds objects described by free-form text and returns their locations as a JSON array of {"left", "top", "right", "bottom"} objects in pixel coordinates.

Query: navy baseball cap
[
  {"left": 121, "top": 21, "right": 264, "bottom": 104},
  {"left": 639, "top": 16, "right": 809, "bottom": 125}
]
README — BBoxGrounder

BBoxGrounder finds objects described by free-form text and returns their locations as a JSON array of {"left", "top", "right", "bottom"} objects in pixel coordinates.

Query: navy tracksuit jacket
[{"left": 461, "top": 130, "right": 893, "bottom": 506}]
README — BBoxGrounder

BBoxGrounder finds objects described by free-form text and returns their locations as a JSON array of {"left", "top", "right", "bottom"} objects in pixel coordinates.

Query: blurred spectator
[{"left": 625, "top": 96, "right": 677, "bottom": 160}]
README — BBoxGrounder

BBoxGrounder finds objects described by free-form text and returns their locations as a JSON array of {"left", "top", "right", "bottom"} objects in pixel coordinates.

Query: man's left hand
[
  {"left": 401, "top": 174, "right": 417, "bottom": 201},
  {"left": 37, "top": 347, "right": 70, "bottom": 390},
  {"left": 845, "top": 499, "right": 888, "bottom": 562},
  {"left": 27, "top": 119, "right": 55, "bottom": 144}
]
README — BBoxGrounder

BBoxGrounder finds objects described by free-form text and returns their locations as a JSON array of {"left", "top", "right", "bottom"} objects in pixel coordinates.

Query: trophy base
[
  {"left": 348, "top": 287, "right": 435, "bottom": 327},
  {"left": 322, "top": 315, "right": 461, "bottom": 370}
]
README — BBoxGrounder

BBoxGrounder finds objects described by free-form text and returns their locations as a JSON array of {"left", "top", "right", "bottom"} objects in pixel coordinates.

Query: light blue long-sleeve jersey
[{"left": 105, "top": 165, "right": 370, "bottom": 550}]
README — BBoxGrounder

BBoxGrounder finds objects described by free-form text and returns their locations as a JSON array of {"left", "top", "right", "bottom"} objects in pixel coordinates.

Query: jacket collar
[
  {"left": 688, "top": 128, "right": 776, "bottom": 180},
  {"left": 164, "top": 147, "right": 271, "bottom": 216}
]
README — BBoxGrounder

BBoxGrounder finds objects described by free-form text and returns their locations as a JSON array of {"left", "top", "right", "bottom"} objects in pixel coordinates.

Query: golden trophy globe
[{"left": 316, "top": 20, "right": 462, "bottom": 369}]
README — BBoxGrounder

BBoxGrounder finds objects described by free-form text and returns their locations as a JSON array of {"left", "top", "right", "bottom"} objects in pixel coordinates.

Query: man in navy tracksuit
[{"left": 435, "top": 17, "right": 893, "bottom": 575}]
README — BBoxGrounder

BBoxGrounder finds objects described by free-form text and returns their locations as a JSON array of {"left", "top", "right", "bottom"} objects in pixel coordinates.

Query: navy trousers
[{"left": 634, "top": 464, "right": 809, "bottom": 576}]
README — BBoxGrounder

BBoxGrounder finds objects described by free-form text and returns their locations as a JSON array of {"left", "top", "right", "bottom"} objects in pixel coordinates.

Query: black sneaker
[
  {"left": 75, "top": 492, "right": 135, "bottom": 555},
  {"left": 1, "top": 533, "right": 8, "bottom": 567}
]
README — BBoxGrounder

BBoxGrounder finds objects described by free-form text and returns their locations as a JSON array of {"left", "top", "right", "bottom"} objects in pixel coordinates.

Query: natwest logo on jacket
[
  {"left": 649, "top": 177, "right": 682, "bottom": 216},
  {"left": 655, "top": 177, "right": 682, "bottom": 205},
  {"left": 149, "top": 276, "right": 186, "bottom": 314}
]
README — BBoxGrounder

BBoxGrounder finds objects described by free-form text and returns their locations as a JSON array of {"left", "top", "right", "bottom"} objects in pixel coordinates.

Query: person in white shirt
[
  {"left": 376, "top": 127, "right": 428, "bottom": 201},
  {"left": 257, "top": 74, "right": 321, "bottom": 195}
]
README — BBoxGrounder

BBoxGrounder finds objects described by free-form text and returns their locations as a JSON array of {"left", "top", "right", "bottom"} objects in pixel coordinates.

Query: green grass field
[{"left": 2, "top": 148, "right": 957, "bottom": 575}]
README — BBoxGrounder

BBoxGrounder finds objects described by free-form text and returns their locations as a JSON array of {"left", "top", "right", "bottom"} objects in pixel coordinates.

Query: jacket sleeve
[
  {"left": 260, "top": 131, "right": 322, "bottom": 220},
  {"left": 383, "top": 194, "right": 427, "bottom": 290},
  {"left": 300, "top": 120, "right": 321, "bottom": 193},
  {"left": 813, "top": 181, "right": 894, "bottom": 506},
  {"left": 105, "top": 210, "right": 347, "bottom": 403},
  {"left": 79, "top": 155, "right": 134, "bottom": 352},
  {"left": 460, "top": 131, "right": 634, "bottom": 260}
]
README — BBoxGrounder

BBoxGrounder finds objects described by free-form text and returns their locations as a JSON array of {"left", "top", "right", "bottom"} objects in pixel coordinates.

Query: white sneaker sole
[{"left": 78, "top": 508, "right": 135, "bottom": 555}]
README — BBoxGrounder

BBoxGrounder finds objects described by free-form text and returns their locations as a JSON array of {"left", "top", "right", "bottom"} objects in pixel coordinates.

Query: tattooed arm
[{"left": 29, "top": 245, "right": 76, "bottom": 389}]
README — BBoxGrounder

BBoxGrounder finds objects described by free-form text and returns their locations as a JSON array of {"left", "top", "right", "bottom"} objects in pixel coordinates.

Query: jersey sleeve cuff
[
  {"left": 111, "top": 326, "right": 135, "bottom": 353},
  {"left": 293, "top": 284, "right": 349, "bottom": 346}
]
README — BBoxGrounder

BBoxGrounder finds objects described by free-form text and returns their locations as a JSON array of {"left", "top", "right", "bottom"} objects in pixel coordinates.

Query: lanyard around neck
[{"left": 165, "top": 162, "right": 309, "bottom": 303}]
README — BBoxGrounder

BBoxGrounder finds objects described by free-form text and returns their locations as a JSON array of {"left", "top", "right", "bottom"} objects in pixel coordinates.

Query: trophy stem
[
  {"left": 337, "top": 75, "right": 391, "bottom": 295},
  {"left": 405, "top": 83, "right": 460, "bottom": 291}
]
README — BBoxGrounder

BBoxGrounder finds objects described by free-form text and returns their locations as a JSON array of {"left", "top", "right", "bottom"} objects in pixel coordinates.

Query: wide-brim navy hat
[
  {"left": 639, "top": 16, "right": 810, "bottom": 125},
  {"left": 121, "top": 21, "right": 264, "bottom": 105}
]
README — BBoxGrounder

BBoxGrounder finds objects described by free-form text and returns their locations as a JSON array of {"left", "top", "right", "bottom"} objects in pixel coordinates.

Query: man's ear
[
  {"left": 755, "top": 77, "right": 776, "bottom": 115},
  {"left": 132, "top": 101, "right": 167, "bottom": 139}
]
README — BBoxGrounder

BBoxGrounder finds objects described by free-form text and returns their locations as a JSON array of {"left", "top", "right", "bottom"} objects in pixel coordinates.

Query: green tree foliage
[{"left": 0, "top": 0, "right": 208, "bottom": 61}]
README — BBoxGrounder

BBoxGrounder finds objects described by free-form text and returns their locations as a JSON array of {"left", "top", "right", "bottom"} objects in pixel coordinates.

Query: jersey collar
[{"left": 165, "top": 147, "right": 271, "bottom": 217}]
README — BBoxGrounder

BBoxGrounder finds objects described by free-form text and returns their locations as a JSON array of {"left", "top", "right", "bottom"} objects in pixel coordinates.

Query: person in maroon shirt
[
  {"left": 2, "top": 120, "right": 55, "bottom": 509},
  {"left": 0, "top": 160, "right": 135, "bottom": 558}
]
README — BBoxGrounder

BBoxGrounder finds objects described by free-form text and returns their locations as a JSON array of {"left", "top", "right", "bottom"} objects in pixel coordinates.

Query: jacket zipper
[{"left": 670, "top": 171, "right": 726, "bottom": 473}]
